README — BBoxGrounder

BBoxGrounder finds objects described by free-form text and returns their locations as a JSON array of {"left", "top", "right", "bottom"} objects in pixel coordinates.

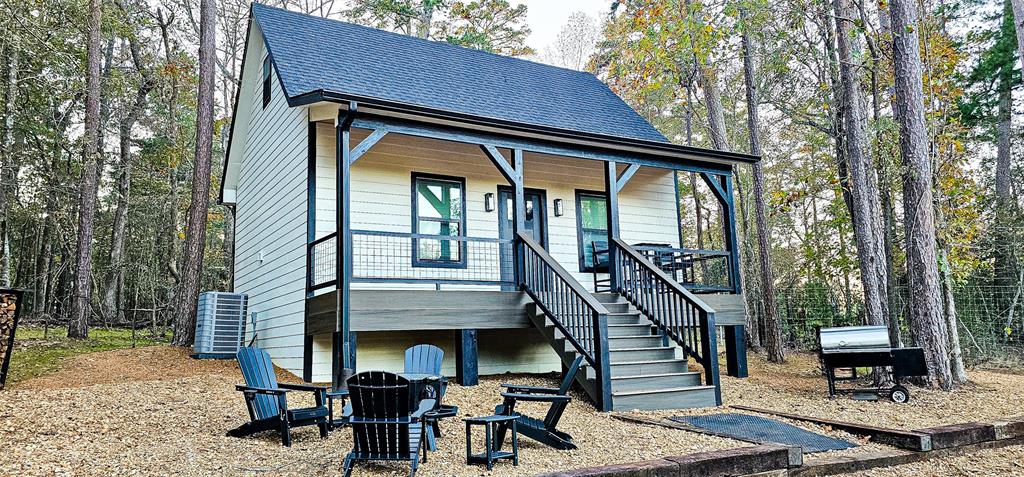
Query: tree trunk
[
  {"left": 993, "top": 66, "right": 1015, "bottom": 291},
  {"left": 172, "top": 0, "right": 217, "bottom": 346},
  {"left": 833, "top": 0, "right": 891, "bottom": 333},
  {"left": 740, "top": 7, "right": 779, "bottom": 358},
  {"left": 102, "top": 46, "right": 152, "bottom": 325},
  {"left": 1011, "top": 0, "right": 1024, "bottom": 74},
  {"left": 157, "top": 8, "right": 182, "bottom": 326},
  {"left": 0, "top": 46, "right": 17, "bottom": 288},
  {"left": 68, "top": 0, "right": 104, "bottom": 339},
  {"left": 889, "top": 0, "right": 954, "bottom": 389}
]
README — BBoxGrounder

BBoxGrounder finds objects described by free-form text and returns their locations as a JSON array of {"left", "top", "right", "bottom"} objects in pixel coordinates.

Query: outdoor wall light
[
  {"left": 554, "top": 198, "right": 564, "bottom": 217},
  {"left": 484, "top": 192, "right": 495, "bottom": 212}
]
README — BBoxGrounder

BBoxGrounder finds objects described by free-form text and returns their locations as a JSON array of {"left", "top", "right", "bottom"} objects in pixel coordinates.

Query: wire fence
[{"left": 773, "top": 283, "right": 1024, "bottom": 366}]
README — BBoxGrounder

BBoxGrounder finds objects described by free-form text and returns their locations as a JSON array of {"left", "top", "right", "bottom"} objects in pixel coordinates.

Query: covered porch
[{"left": 300, "top": 102, "right": 749, "bottom": 408}]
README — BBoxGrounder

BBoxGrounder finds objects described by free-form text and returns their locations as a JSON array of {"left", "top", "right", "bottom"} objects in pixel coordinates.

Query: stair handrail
[
  {"left": 610, "top": 238, "right": 722, "bottom": 405},
  {"left": 516, "top": 231, "right": 613, "bottom": 411}
]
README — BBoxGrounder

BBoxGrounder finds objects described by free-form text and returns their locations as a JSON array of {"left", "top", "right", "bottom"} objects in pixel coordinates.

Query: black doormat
[{"left": 669, "top": 413, "right": 856, "bottom": 453}]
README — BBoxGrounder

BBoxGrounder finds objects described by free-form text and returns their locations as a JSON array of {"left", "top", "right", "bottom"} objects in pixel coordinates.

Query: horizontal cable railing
[
  {"left": 612, "top": 238, "right": 721, "bottom": 405},
  {"left": 306, "top": 230, "right": 515, "bottom": 291},
  {"left": 518, "top": 232, "right": 613, "bottom": 410},
  {"left": 631, "top": 244, "right": 732, "bottom": 293}
]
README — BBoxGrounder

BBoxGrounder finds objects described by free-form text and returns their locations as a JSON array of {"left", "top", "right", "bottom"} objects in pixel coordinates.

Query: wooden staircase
[{"left": 526, "top": 292, "right": 718, "bottom": 411}]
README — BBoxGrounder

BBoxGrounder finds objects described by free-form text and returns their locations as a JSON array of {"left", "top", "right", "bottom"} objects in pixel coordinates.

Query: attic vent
[{"left": 193, "top": 292, "right": 248, "bottom": 358}]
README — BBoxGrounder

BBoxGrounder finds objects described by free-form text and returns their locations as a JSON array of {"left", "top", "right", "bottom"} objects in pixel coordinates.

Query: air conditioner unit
[{"left": 193, "top": 292, "right": 248, "bottom": 359}]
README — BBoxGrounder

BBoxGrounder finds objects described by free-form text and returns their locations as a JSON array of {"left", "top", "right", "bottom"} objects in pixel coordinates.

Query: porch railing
[
  {"left": 517, "top": 232, "right": 613, "bottom": 411},
  {"left": 631, "top": 244, "right": 733, "bottom": 293},
  {"left": 611, "top": 238, "right": 721, "bottom": 405},
  {"left": 306, "top": 230, "right": 515, "bottom": 292}
]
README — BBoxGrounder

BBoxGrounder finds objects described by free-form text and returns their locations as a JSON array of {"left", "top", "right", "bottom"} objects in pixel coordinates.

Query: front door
[{"left": 498, "top": 187, "right": 547, "bottom": 285}]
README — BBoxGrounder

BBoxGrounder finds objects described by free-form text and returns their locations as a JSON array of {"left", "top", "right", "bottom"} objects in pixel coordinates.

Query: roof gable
[{"left": 251, "top": 3, "right": 668, "bottom": 144}]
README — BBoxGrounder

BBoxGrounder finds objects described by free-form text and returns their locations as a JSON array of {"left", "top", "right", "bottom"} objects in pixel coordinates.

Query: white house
[{"left": 220, "top": 3, "right": 757, "bottom": 411}]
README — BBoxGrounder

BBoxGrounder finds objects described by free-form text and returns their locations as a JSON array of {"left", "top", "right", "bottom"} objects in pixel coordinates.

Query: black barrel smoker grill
[{"left": 818, "top": 325, "right": 929, "bottom": 403}]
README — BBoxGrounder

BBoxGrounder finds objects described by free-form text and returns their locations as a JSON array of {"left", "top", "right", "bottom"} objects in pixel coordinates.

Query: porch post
[
  {"left": 512, "top": 149, "right": 526, "bottom": 285},
  {"left": 720, "top": 172, "right": 742, "bottom": 294},
  {"left": 335, "top": 106, "right": 356, "bottom": 386},
  {"left": 604, "top": 161, "right": 621, "bottom": 291},
  {"left": 303, "top": 121, "right": 317, "bottom": 383}
]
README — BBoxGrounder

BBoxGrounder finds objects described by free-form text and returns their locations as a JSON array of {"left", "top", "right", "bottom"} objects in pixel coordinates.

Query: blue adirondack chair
[
  {"left": 494, "top": 355, "right": 585, "bottom": 450},
  {"left": 343, "top": 371, "right": 434, "bottom": 477},
  {"left": 228, "top": 347, "right": 331, "bottom": 446},
  {"left": 404, "top": 344, "right": 454, "bottom": 450}
]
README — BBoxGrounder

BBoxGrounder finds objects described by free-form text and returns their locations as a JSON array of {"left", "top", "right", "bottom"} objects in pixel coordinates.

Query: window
[
  {"left": 576, "top": 191, "right": 608, "bottom": 272},
  {"left": 262, "top": 56, "right": 272, "bottom": 109},
  {"left": 412, "top": 173, "right": 467, "bottom": 268}
]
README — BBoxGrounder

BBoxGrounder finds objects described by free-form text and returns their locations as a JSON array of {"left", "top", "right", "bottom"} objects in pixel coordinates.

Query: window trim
[
  {"left": 411, "top": 172, "right": 468, "bottom": 269},
  {"left": 575, "top": 189, "right": 608, "bottom": 273},
  {"left": 262, "top": 55, "right": 272, "bottom": 109}
]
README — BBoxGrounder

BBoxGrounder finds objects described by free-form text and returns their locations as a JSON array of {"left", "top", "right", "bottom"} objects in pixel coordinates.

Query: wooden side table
[{"left": 463, "top": 415, "right": 519, "bottom": 470}]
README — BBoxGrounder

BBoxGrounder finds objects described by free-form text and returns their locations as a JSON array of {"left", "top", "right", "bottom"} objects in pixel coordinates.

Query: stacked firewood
[{"left": 0, "top": 292, "right": 18, "bottom": 389}]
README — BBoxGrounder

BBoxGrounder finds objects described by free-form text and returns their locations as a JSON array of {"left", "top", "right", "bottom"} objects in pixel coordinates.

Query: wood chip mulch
[{"left": 2, "top": 347, "right": 1022, "bottom": 476}]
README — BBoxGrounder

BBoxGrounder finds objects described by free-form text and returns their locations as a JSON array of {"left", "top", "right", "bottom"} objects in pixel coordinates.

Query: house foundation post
[{"left": 456, "top": 329, "right": 479, "bottom": 385}]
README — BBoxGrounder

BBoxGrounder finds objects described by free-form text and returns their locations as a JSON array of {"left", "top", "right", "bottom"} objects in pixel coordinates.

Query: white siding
[
  {"left": 314, "top": 126, "right": 681, "bottom": 287},
  {"left": 308, "top": 127, "right": 681, "bottom": 379},
  {"left": 233, "top": 32, "right": 309, "bottom": 376}
]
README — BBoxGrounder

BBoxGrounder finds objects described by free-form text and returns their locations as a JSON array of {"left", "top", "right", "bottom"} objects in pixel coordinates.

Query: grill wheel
[{"left": 889, "top": 385, "right": 910, "bottom": 403}]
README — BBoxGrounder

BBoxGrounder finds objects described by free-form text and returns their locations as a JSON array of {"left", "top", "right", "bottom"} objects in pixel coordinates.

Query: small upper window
[
  {"left": 262, "top": 56, "right": 271, "bottom": 109},
  {"left": 412, "top": 173, "right": 467, "bottom": 268}
]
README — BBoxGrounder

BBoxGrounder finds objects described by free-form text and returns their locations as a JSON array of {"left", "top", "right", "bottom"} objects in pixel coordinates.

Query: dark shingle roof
[{"left": 251, "top": 3, "right": 668, "bottom": 143}]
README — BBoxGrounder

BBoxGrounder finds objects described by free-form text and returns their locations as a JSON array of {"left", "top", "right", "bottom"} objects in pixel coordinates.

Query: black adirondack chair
[
  {"left": 228, "top": 347, "right": 330, "bottom": 447},
  {"left": 343, "top": 371, "right": 435, "bottom": 477},
  {"left": 494, "top": 355, "right": 585, "bottom": 450}
]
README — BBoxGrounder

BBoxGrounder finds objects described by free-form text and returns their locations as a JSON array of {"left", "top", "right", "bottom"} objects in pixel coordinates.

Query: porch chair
[
  {"left": 493, "top": 355, "right": 585, "bottom": 450},
  {"left": 404, "top": 344, "right": 458, "bottom": 450},
  {"left": 228, "top": 347, "right": 330, "bottom": 447},
  {"left": 342, "top": 371, "right": 435, "bottom": 477},
  {"left": 591, "top": 240, "right": 611, "bottom": 293}
]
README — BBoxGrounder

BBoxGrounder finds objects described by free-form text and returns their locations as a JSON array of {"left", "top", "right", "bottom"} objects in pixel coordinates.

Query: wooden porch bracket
[
  {"left": 615, "top": 163, "right": 641, "bottom": 192},
  {"left": 456, "top": 329, "right": 479, "bottom": 386},
  {"left": 481, "top": 145, "right": 520, "bottom": 184},
  {"left": 349, "top": 128, "right": 388, "bottom": 165}
]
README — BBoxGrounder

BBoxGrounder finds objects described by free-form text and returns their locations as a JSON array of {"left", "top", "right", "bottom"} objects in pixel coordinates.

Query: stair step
[
  {"left": 607, "top": 324, "right": 655, "bottom": 337},
  {"left": 606, "top": 312, "right": 644, "bottom": 325},
  {"left": 592, "top": 293, "right": 627, "bottom": 304},
  {"left": 610, "top": 372, "right": 702, "bottom": 392},
  {"left": 612, "top": 386, "right": 718, "bottom": 411},
  {"left": 606, "top": 359, "right": 689, "bottom": 377},
  {"left": 603, "top": 302, "right": 632, "bottom": 313},
  {"left": 608, "top": 347, "right": 676, "bottom": 361},
  {"left": 607, "top": 335, "right": 664, "bottom": 348}
]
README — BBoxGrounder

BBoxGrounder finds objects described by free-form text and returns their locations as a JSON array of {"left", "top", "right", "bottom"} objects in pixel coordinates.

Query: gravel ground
[
  {"left": 851, "top": 444, "right": 1024, "bottom": 476},
  {"left": 2, "top": 346, "right": 1021, "bottom": 476},
  {"left": 1, "top": 346, "right": 743, "bottom": 476}
]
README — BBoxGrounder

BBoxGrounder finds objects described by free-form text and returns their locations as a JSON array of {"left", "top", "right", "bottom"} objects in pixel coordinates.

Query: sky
[{"left": 517, "top": 0, "right": 610, "bottom": 51}]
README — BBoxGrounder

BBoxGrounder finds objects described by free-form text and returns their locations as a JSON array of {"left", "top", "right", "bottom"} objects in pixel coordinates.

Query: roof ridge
[{"left": 250, "top": 2, "right": 600, "bottom": 79}]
